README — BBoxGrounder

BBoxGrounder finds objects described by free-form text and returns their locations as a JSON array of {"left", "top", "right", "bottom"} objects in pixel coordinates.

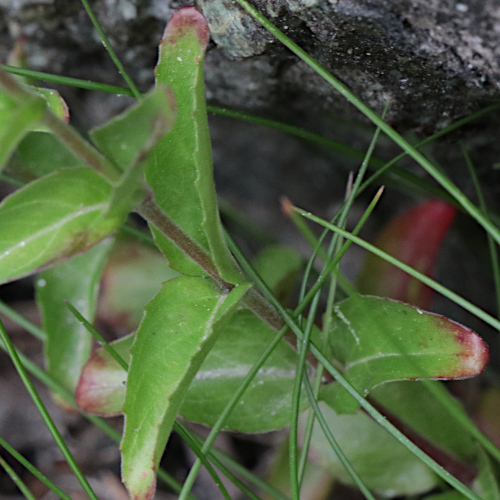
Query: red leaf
[{"left": 357, "top": 199, "right": 457, "bottom": 309}]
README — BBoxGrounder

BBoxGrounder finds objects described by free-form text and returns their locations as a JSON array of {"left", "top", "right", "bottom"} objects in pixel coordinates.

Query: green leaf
[
  {"left": 320, "top": 295, "right": 489, "bottom": 414},
  {"left": 371, "top": 381, "right": 476, "bottom": 461},
  {"left": 36, "top": 239, "right": 114, "bottom": 409},
  {"left": 0, "top": 167, "right": 125, "bottom": 284},
  {"left": 145, "top": 7, "right": 241, "bottom": 283},
  {"left": 181, "top": 309, "right": 310, "bottom": 431},
  {"left": 0, "top": 90, "right": 46, "bottom": 170},
  {"left": 33, "top": 88, "right": 69, "bottom": 131},
  {"left": 77, "top": 309, "right": 311, "bottom": 432},
  {"left": 99, "top": 237, "right": 182, "bottom": 332},
  {"left": 90, "top": 87, "right": 177, "bottom": 217},
  {"left": 253, "top": 245, "right": 302, "bottom": 305},
  {"left": 306, "top": 402, "right": 440, "bottom": 496},
  {"left": 14, "top": 132, "right": 88, "bottom": 180},
  {"left": 121, "top": 277, "right": 251, "bottom": 500},
  {"left": 90, "top": 86, "right": 176, "bottom": 171}
]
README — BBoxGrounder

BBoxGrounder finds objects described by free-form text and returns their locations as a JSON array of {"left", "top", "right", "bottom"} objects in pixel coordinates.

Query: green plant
[{"left": 0, "top": 4, "right": 499, "bottom": 500}]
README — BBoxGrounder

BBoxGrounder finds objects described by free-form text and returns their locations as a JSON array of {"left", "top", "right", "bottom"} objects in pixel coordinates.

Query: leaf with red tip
[
  {"left": 357, "top": 199, "right": 457, "bottom": 309},
  {"left": 120, "top": 277, "right": 251, "bottom": 500},
  {"left": 320, "top": 295, "right": 489, "bottom": 414},
  {"left": 35, "top": 88, "right": 70, "bottom": 130},
  {"left": 145, "top": 7, "right": 242, "bottom": 283},
  {"left": 76, "top": 333, "right": 134, "bottom": 416},
  {"left": 76, "top": 309, "right": 310, "bottom": 432}
]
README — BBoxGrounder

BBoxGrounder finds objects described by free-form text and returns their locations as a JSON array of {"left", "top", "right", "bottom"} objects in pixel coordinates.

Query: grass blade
[
  {"left": 294, "top": 207, "right": 500, "bottom": 332},
  {"left": 0, "top": 455, "right": 36, "bottom": 500},
  {"left": 233, "top": 0, "right": 500, "bottom": 248},
  {"left": 0, "top": 319, "right": 99, "bottom": 500},
  {"left": 0, "top": 435, "right": 72, "bottom": 500},
  {"left": 226, "top": 233, "right": 483, "bottom": 500},
  {"left": 79, "top": 0, "right": 141, "bottom": 99}
]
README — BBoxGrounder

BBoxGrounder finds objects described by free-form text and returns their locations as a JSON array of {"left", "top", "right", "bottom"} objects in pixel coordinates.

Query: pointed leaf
[
  {"left": 90, "top": 87, "right": 177, "bottom": 217},
  {"left": 357, "top": 199, "right": 457, "bottom": 308},
  {"left": 0, "top": 89, "right": 46, "bottom": 170},
  {"left": 0, "top": 168, "right": 125, "bottom": 284},
  {"left": 76, "top": 333, "right": 134, "bottom": 416},
  {"left": 36, "top": 238, "right": 114, "bottom": 409},
  {"left": 33, "top": 87, "right": 70, "bottom": 131},
  {"left": 99, "top": 237, "right": 181, "bottom": 333},
  {"left": 305, "top": 403, "right": 440, "bottom": 496},
  {"left": 320, "top": 295, "right": 489, "bottom": 414},
  {"left": 90, "top": 86, "right": 176, "bottom": 171},
  {"left": 121, "top": 277, "right": 251, "bottom": 500},
  {"left": 78, "top": 309, "right": 311, "bottom": 432},
  {"left": 145, "top": 7, "right": 241, "bottom": 283}
]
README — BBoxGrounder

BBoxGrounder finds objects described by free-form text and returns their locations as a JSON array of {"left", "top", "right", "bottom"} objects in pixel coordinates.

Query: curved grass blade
[
  {"left": 0, "top": 455, "right": 36, "bottom": 500},
  {"left": 0, "top": 436, "right": 72, "bottom": 500},
  {"left": 225, "top": 232, "right": 484, "bottom": 500},
  {"left": 80, "top": 0, "right": 141, "bottom": 99},
  {"left": 0, "top": 319, "right": 99, "bottom": 500},
  {"left": 233, "top": 0, "right": 500, "bottom": 248},
  {"left": 294, "top": 207, "right": 500, "bottom": 333}
]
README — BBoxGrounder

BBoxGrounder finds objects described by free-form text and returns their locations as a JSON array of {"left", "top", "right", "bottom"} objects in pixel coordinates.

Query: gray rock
[{"left": 1, "top": 0, "right": 498, "bottom": 131}]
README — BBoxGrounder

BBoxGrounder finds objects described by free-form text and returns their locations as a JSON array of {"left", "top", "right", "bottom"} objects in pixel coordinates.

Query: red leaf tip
[
  {"left": 432, "top": 314, "right": 490, "bottom": 379},
  {"left": 163, "top": 7, "right": 210, "bottom": 51}
]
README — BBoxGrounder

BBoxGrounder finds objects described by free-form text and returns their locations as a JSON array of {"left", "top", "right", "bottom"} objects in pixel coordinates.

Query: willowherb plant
[{"left": 0, "top": 4, "right": 498, "bottom": 500}]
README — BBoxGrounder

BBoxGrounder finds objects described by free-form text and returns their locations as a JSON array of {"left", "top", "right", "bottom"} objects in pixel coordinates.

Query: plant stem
[
  {"left": 0, "top": 65, "right": 285, "bottom": 334},
  {"left": 136, "top": 195, "right": 230, "bottom": 283},
  {"left": 137, "top": 195, "right": 286, "bottom": 331},
  {"left": 0, "top": 320, "right": 99, "bottom": 500}
]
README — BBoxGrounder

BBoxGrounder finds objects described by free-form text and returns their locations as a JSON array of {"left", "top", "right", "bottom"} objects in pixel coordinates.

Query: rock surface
[{"left": 0, "top": 0, "right": 499, "bottom": 131}]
